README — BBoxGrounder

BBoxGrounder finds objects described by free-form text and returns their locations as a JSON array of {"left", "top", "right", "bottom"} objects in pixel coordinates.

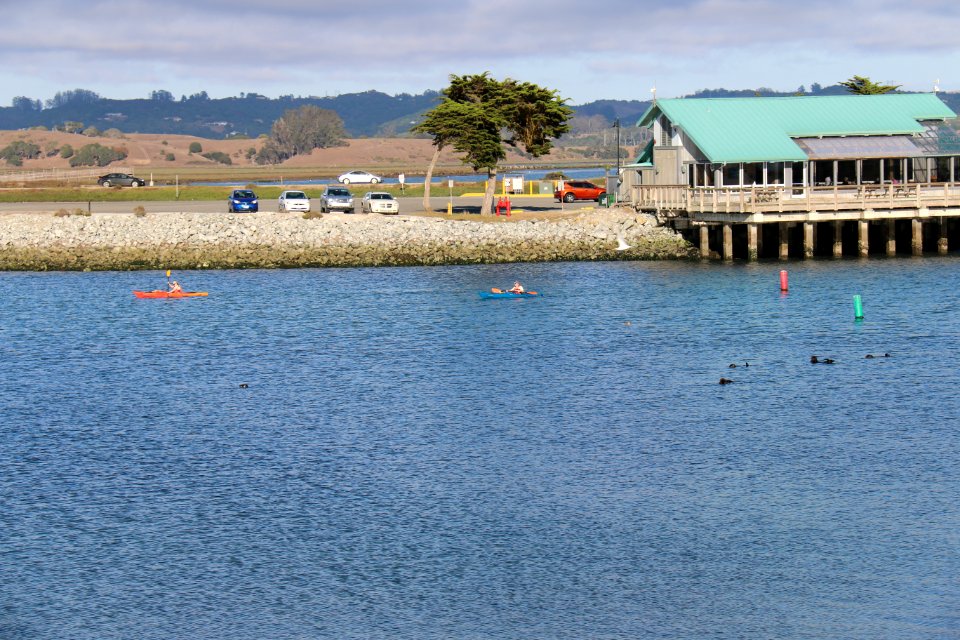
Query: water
[
  {"left": 2, "top": 258, "right": 960, "bottom": 639},
  {"left": 194, "top": 167, "right": 607, "bottom": 187}
]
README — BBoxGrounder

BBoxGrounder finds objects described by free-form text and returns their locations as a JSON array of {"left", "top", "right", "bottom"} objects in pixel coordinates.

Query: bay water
[{"left": 2, "top": 258, "right": 959, "bottom": 639}]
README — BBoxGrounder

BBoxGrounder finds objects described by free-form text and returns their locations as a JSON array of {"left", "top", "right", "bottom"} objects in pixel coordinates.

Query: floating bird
[
  {"left": 729, "top": 363, "right": 737, "bottom": 368},
  {"left": 865, "top": 354, "right": 875, "bottom": 359},
  {"left": 239, "top": 383, "right": 249, "bottom": 388},
  {"left": 719, "top": 377, "right": 734, "bottom": 385},
  {"left": 822, "top": 358, "right": 835, "bottom": 365},
  {"left": 810, "top": 355, "right": 819, "bottom": 364}
]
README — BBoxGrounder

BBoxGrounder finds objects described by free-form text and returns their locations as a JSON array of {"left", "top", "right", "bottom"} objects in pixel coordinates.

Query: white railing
[{"left": 632, "top": 183, "right": 960, "bottom": 215}]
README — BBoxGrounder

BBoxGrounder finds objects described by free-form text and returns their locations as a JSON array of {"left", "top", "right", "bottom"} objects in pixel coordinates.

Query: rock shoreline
[{"left": 0, "top": 209, "right": 696, "bottom": 271}]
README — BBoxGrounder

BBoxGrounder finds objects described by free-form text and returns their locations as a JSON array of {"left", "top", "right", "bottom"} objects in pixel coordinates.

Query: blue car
[{"left": 228, "top": 189, "right": 258, "bottom": 212}]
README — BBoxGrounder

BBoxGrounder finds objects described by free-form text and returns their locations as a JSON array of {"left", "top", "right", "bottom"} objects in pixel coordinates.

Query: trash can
[{"left": 599, "top": 193, "right": 612, "bottom": 207}]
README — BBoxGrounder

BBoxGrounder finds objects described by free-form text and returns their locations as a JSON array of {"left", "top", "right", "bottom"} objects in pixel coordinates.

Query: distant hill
[{"left": 2, "top": 84, "right": 956, "bottom": 140}]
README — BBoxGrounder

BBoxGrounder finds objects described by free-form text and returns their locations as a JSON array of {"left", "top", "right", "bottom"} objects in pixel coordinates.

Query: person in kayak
[
  {"left": 168, "top": 280, "right": 182, "bottom": 294},
  {"left": 508, "top": 281, "right": 525, "bottom": 294}
]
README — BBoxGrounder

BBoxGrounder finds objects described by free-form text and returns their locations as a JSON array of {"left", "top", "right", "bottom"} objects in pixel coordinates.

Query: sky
[{"left": 2, "top": 0, "right": 959, "bottom": 107}]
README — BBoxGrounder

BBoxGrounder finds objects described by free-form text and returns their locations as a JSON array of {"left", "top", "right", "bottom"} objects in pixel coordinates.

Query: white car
[
  {"left": 278, "top": 190, "right": 310, "bottom": 212},
  {"left": 338, "top": 170, "right": 382, "bottom": 185},
  {"left": 361, "top": 192, "right": 399, "bottom": 214}
]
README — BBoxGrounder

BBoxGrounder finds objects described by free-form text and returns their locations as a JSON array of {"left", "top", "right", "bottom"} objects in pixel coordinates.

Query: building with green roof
[{"left": 629, "top": 94, "right": 958, "bottom": 190}]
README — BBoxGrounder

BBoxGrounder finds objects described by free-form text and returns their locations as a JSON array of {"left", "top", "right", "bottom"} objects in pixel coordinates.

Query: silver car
[
  {"left": 278, "top": 190, "right": 310, "bottom": 212},
  {"left": 320, "top": 186, "right": 354, "bottom": 213},
  {"left": 361, "top": 191, "right": 399, "bottom": 214}
]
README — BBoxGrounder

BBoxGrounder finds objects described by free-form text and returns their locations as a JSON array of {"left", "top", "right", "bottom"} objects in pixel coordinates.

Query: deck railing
[{"left": 632, "top": 183, "right": 960, "bottom": 216}]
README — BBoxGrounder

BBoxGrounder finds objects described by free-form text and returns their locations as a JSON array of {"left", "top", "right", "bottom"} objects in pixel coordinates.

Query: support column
[
  {"left": 833, "top": 220, "right": 843, "bottom": 257},
  {"left": 747, "top": 223, "right": 758, "bottom": 261},
  {"left": 779, "top": 222, "right": 790, "bottom": 260},
  {"left": 912, "top": 218, "right": 923, "bottom": 256},
  {"left": 886, "top": 219, "right": 897, "bottom": 256},
  {"left": 858, "top": 220, "right": 869, "bottom": 257},
  {"left": 723, "top": 223, "right": 734, "bottom": 261},
  {"left": 939, "top": 217, "right": 950, "bottom": 255},
  {"left": 803, "top": 222, "right": 814, "bottom": 259},
  {"left": 699, "top": 225, "right": 711, "bottom": 258}
]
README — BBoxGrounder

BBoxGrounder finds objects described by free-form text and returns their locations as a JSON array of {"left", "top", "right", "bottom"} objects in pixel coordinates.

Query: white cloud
[{"left": 1, "top": 0, "right": 960, "bottom": 104}]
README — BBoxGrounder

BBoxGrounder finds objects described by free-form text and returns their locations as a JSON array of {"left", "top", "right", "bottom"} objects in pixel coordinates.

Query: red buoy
[{"left": 779, "top": 270, "right": 789, "bottom": 292}]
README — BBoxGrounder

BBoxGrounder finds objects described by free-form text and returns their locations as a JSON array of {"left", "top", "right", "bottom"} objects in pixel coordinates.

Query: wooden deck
[{"left": 632, "top": 183, "right": 960, "bottom": 222}]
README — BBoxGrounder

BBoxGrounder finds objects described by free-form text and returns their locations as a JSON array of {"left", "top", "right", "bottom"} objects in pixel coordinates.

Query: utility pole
[{"left": 614, "top": 118, "right": 621, "bottom": 204}]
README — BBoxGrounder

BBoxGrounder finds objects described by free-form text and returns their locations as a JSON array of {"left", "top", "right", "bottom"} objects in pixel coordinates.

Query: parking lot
[{"left": 0, "top": 195, "right": 605, "bottom": 216}]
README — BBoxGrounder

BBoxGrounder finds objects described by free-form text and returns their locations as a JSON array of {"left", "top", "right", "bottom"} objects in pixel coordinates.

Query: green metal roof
[
  {"left": 629, "top": 139, "right": 654, "bottom": 166},
  {"left": 636, "top": 94, "right": 956, "bottom": 163}
]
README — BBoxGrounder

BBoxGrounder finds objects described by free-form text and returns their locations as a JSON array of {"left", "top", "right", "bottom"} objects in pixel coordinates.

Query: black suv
[{"left": 98, "top": 173, "right": 146, "bottom": 188}]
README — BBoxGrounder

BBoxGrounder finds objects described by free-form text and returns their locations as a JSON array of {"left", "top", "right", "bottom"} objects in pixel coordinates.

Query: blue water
[
  {"left": 2, "top": 258, "right": 960, "bottom": 639},
  {"left": 195, "top": 167, "right": 607, "bottom": 187}
]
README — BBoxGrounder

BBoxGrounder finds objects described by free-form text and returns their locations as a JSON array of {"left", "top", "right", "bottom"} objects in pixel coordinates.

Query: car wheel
[
  {"left": 342, "top": 179, "right": 350, "bottom": 185},
  {"left": 130, "top": 181, "right": 140, "bottom": 188},
  {"left": 563, "top": 192, "right": 576, "bottom": 203},
  {"left": 371, "top": 178, "right": 380, "bottom": 184},
  {"left": 102, "top": 180, "right": 111, "bottom": 188}
]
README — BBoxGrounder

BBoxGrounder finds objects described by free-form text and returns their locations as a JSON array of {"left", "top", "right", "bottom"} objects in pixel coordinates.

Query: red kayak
[{"left": 133, "top": 290, "right": 208, "bottom": 299}]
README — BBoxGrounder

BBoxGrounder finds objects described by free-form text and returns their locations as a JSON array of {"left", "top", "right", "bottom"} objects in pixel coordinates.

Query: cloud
[{"left": 1, "top": 0, "right": 960, "bottom": 103}]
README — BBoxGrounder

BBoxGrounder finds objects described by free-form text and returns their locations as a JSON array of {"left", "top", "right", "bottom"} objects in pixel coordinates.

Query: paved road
[{"left": 0, "top": 196, "right": 599, "bottom": 215}]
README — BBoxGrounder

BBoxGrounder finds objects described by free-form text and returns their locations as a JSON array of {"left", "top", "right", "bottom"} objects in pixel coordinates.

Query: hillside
[{"left": 0, "top": 130, "right": 637, "bottom": 175}]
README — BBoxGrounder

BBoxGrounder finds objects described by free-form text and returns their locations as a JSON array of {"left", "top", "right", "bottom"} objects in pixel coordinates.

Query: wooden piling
[
  {"left": 723, "top": 223, "right": 733, "bottom": 261},
  {"left": 747, "top": 223, "right": 758, "bottom": 261},
  {"left": 858, "top": 220, "right": 869, "bottom": 257},
  {"left": 912, "top": 218, "right": 923, "bottom": 256},
  {"left": 803, "top": 222, "right": 814, "bottom": 259}
]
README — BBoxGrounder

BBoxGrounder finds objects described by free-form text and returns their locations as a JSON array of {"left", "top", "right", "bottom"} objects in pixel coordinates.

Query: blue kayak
[{"left": 479, "top": 290, "right": 540, "bottom": 299}]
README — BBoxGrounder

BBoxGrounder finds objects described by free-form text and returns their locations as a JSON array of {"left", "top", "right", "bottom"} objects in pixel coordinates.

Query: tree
[
  {"left": 839, "top": 75, "right": 900, "bottom": 95},
  {"left": 11, "top": 96, "right": 40, "bottom": 111},
  {"left": 150, "top": 89, "right": 174, "bottom": 101},
  {"left": 255, "top": 105, "right": 346, "bottom": 165},
  {"left": 0, "top": 140, "right": 41, "bottom": 166},
  {"left": 413, "top": 73, "right": 571, "bottom": 214},
  {"left": 189, "top": 141, "right": 203, "bottom": 153},
  {"left": 68, "top": 143, "right": 127, "bottom": 167},
  {"left": 45, "top": 89, "right": 101, "bottom": 109}
]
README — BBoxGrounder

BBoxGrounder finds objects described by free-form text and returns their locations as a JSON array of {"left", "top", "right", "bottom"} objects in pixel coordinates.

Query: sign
[
  {"left": 448, "top": 179, "right": 454, "bottom": 188},
  {"left": 398, "top": 173, "right": 405, "bottom": 185}
]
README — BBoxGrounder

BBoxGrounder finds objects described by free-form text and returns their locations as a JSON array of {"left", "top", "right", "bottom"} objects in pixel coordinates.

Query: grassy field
[{"left": 0, "top": 182, "right": 529, "bottom": 202}]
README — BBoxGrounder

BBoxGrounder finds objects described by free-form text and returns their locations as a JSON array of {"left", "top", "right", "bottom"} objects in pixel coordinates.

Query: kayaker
[
  {"left": 508, "top": 281, "right": 525, "bottom": 294},
  {"left": 169, "top": 280, "right": 182, "bottom": 294}
]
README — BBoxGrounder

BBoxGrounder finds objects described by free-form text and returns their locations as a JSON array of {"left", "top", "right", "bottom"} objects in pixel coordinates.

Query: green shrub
[
  {"left": 68, "top": 143, "right": 128, "bottom": 167},
  {"left": 133, "top": 205, "right": 146, "bottom": 217},
  {"left": 302, "top": 211, "right": 323, "bottom": 219},
  {"left": 0, "top": 140, "right": 41, "bottom": 165},
  {"left": 83, "top": 126, "right": 101, "bottom": 137},
  {"left": 165, "top": 153, "right": 175, "bottom": 161},
  {"left": 201, "top": 151, "right": 232, "bottom": 165},
  {"left": 73, "top": 208, "right": 88, "bottom": 216},
  {"left": 188, "top": 141, "right": 203, "bottom": 153},
  {"left": 60, "top": 144, "right": 74, "bottom": 159},
  {"left": 54, "top": 208, "right": 69, "bottom": 217}
]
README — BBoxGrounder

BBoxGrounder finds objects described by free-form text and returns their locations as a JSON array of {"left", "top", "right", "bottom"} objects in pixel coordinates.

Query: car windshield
[
  {"left": 328, "top": 189, "right": 350, "bottom": 196},
  {"left": 370, "top": 193, "right": 392, "bottom": 200},
  {"left": 235, "top": 190, "right": 255, "bottom": 198},
  {"left": 286, "top": 192, "right": 307, "bottom": 199}
]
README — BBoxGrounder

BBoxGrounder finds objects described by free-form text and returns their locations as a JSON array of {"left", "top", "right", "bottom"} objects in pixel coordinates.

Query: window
[{"left": 660, "top": 118, "right": 673, "bottom": 146}]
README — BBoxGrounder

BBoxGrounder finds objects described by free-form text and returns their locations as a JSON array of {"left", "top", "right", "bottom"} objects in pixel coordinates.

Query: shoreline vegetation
[{"left": 0, "top": 208, "right": 696, "bottom": 271}]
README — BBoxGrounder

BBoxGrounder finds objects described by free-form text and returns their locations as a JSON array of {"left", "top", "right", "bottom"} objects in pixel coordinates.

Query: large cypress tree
[{"left": 414, "top": 73, "right": 572, "bottom": 214}]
